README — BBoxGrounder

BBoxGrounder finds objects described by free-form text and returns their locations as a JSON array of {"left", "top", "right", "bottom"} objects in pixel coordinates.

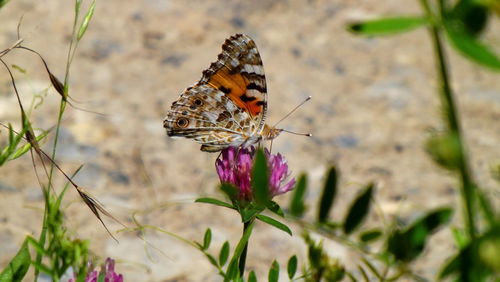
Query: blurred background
[{"left": 0, "top": 0, "right": 499, "bottom": 280}]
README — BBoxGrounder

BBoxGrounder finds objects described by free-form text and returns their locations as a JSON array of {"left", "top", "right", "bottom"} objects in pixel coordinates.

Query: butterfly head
[{"left": 262, "top": 124, "right": 283, "bottom": 140}]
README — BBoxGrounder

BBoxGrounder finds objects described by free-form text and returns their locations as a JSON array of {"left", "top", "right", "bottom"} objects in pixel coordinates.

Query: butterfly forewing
[{"left": 164, "top": 34, "right": 270, "bottom": 152}]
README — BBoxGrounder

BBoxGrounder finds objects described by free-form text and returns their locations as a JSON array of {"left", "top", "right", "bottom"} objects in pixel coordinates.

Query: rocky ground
[{"left": 0, "top": 0, "right": 499, "bottom": 281}]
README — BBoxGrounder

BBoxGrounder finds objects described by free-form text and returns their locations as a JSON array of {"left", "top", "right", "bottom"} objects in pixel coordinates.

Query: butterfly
[{"left": 163, "top": 34, "right": 283, "bottom": 152}]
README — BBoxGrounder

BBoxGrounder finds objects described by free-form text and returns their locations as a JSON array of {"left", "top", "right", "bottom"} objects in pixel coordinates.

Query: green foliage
[
  {"left": 426, "top": 132, "right": 463, "bottom": 171},
  {"left": 303, "top": 233, "right": 345, "bottom": 282},
  {"left": 195, "top": 196, "right": 235, "bottom": 210},
  {"left": 252, "top": 148, "right": 269, "bottom": 206},
  {"left": 387, "top": 207, "right": 453, "bottom": 262},
  {"left": 0, "top": 238, "right": 30, "bottom": 282},
  {"left": 287, "top": 255, "right": 298, "bottom": 279},
  {"left": 0, "top": 0, "right": 9, "bottom": 9},
  {"left": 348, "top": 16, "right": 429, "bottom": 36},
  {"left": 343, "top": 183, "right": 374, "bottom": 234},
  {"left": 289, "top": 173, "right": 307, "bottom": 217},
  {"left": 268, "top": 260, "right": 279, "bottom": 282},
  {"left": 317, "top": 166, "right": 337, "bottom": 222},
  {"left": 444, "top": 24, "right": 500, "bottom": 70},
  {"left": 359, "top": 228, "right": 383, "bottom": 243},
  {"left": 0, "top": 122, "right": 48, "bottom": 166},
  {"left": 203, "top": 228, "right": 212, "bottom": 251},
  {"left": 219, "top": 241, "right": 230, "bottom": 267},
  {"left": 256, "top": 214, "right": 292, "bottom": 236}
]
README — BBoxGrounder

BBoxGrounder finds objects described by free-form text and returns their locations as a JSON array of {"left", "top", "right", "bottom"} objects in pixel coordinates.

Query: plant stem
[
  {"left": 239, "top": 220, "right": 252, "bottom": 277},
  {"left": 420, "top": 0, "right": 476, "bottom": 239}
]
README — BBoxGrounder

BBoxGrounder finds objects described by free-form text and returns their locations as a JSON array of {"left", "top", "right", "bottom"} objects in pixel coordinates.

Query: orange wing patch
[{"left": 208, "top": 68, "right": 263, "bottom": 117}]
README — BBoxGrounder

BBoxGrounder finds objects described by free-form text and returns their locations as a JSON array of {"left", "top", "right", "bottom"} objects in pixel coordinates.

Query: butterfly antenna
[
  {"left": 281, "top": 129, "right": 312, "bottom": 137},
  {"left": 272, "top": 96, "right": 311, "bottom": 128}
]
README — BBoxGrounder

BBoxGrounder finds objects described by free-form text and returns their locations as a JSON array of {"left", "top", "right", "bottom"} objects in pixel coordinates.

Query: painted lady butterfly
[{"left": 164, "top": 34, "right": 282, "bottom": 152}]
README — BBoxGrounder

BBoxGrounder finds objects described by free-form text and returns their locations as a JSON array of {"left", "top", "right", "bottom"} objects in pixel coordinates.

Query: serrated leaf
[
  {"left": 195, "top": 197, "right": 235, "bottom": 210},
  {"left": 287, "top": 255, "right": 298, "bottom": 279},
  {"left": 202, "top": 228, "right": 212, "bottom": 250},
  {"left": 219, "top": 241, "right": 230, "bottom": 266},
  {"left": 348, "top": 16, "right": 428, "bottom": 36},
  {"left": 77, "top": 0, "right": 96, "bottom": 40},
  {"left": 268, "top": 260, "right": 279, "bottom": 282},
  {"left": 359, "top": 229, "right": 383, "bottom": 243},
  {"left": 0, "top": 238, "right": 31, "bottom": 282},
  {"left": 256, "top": 214, "right": 292, "bottom": 236},
  {"left": 445, "top": 23, "right": 500, "bottom": 71},
  {"left": 343, "top": 183, "right": 374, "bottom": 234},
  {"left": 252, "top": 148, "right": 269, "bottom": 205},
  {"left": 290, "top": 173, "right": 307, "bottom": 217},
  {"left": 318, "top": 166, "right": 338, "bottom": 222},
  {"left": 387, "top": 207, "right": 453, "bottom": 262}
]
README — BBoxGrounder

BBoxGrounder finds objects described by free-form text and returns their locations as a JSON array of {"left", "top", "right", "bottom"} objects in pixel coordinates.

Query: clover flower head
[
  {"left": 216, "top": 146, "right": 295, "bottom": 201},
  {"left": 68, "top": 258, "right": 123, "bottom": 282}
]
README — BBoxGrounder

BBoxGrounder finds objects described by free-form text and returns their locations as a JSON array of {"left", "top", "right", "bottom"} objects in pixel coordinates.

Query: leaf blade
[
  {"left": 348, "top": 16, "right": 428, "bottom": 36},
  {"left": 318, "top": 166, "right": 338, "bottom": 223},
  {"left": 256, "top": 214, "right": 292, "bottom": 236},
  {"left": 343, "top": 183, "right": 374, "bottom": 234}
]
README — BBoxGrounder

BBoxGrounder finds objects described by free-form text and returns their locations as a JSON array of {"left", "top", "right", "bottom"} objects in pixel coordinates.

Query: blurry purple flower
[
  {"left": 68, "top": 258, "right": 123, "bottom": 282},
  {"left": 216, "top": 146, "right": 295, "bottom": 201}
]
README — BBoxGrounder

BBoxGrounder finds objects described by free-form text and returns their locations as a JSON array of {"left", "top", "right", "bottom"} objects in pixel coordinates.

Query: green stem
[
  {"left": 420, "top": 0, "right": 476, "bottom": 239},
  {"left": 239, "top": 220, "right": 252, "bottom": 277}
]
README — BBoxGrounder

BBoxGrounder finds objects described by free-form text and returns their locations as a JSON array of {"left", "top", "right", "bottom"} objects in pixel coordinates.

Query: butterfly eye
[{"left": 176, "top": 118, "right": 189, "bottom": 128}]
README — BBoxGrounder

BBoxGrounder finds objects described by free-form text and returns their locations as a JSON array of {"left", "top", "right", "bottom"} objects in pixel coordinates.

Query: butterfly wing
[
  {"left": 199, "top": 33, "right": 268, "bottom": 133},
  {"left": 164, "top": 84, "right": 254, "bottom": 152},
  {"left": 164, "top": 34, "right": 269, "bottom": 152}
]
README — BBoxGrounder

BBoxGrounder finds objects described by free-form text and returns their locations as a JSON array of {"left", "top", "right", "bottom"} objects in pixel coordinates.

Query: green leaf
[
  {"left": 290, "top": 173, "right": 307, "bottom": 217},
  {"left": 348, "top": 16, "right": 428, "bottom": 36},
  {"left": 204, "top": 253, "right": 219, "bottom": 268},
  {"left": 97, "top": 272, "right": 106, "bottom": 282},
  {"left": 228, "top": 220, "right": 254, "bottom": 271},
  {"left": 0, "top": 0, "right": 9, "bottom": 9},
  {"left": 256, "top": 214, "right": 292, "bottom": 236},
  {"left": 225, "top": 260, "right": 239, "bottom": 282},
  {"left": 248, "top": 270, "right": 257, "bottom": 282},
  {"left": 77, "top": 0, "right": 96, "bottom": 40},
  {"left": 359, "top": 229, "right": 383, "bottom": 243},
  {"left": 195, "top": 197, "right": 235, "bottom": 210},
  {"left": 252, "top": 148, "right": 269, "bottom": 206},
  {"left": 445, "top": 23, "right": 500, "bottom": 71},
  {"left": 268, "top": 260, "right": 279, "bottom": 282},
  {"left": 287, "top": 255, "right": 298, "bottom": 279},
  {"left": 439, "top": 251, "right": 461, "bottom": 280},
  {"left": 0, "top": 238, "right": 31, "bottom": 282},
  {"left": 202, "top": 228, "right": 212, "bottom": 250},
  {"left": 9, "top": 130, "right": 49, "bottom": 160},
  {"left": 219, "top": 183, "right": 239, "bottom": 201},
  {"left": 343, "top": 183, "right": 374, "bottom": 234},
  {"left": 387, "top": 207, "right": 453, "bottom": 262},
  {"left": 476, "top": 189, "right": 495, "bottom": 227},
  {"left": 266, "top": 201, "right": 284, "bottom": 217},
  {"left": 219, "top": 241, "right": 230, "bottom": 267},
  {"left": 318, "top": 166, "right": 338, "bottom": 223},
  {"left": 241, "top": 207, "right": 262, "bottom": 223},
  {"left": 425, "top": 132, "right": 463, "bottom": 170}
]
